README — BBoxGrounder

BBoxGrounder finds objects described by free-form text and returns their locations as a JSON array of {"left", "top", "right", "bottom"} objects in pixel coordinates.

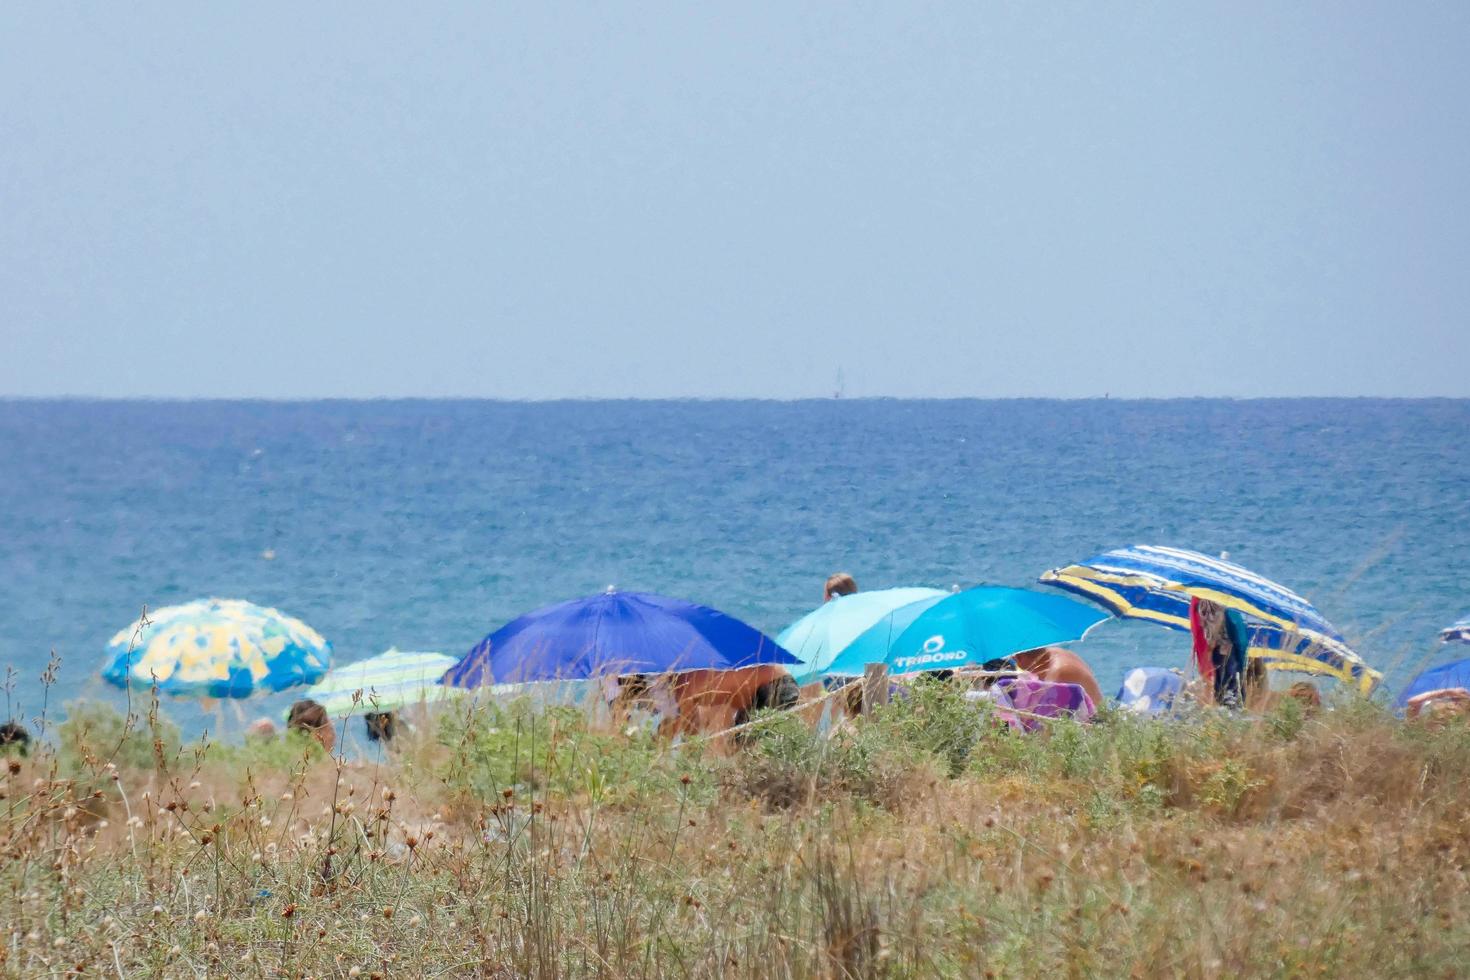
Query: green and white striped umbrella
[{"left": 289, "top": 648, "right": 462, "bottom": 718}]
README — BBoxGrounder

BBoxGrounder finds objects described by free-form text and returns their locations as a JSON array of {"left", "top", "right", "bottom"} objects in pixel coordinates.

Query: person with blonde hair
[
  {"left": 824, "top": 572, "right": 858, "bottom": 602},
  {"left": 245, "top": 717, "right": 279, "bottom": 740},
  {"left": 1285, "top": 681, "right": 1322, "bottom": 711}
]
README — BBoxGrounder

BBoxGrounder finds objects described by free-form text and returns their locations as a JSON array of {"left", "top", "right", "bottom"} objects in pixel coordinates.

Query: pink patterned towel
[{"left": 990, "top": 677, "right": 1097, "bottom": 732}]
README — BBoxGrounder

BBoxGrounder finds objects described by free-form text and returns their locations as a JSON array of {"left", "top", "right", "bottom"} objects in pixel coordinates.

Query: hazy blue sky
[{"left": 3, "top": 3, "right": 1467, "bottom": 398}]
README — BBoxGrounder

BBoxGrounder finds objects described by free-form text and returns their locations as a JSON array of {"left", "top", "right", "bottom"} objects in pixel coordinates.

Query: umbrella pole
[{"left": 861, "top": 664, "right": 890, "bottom": 714}]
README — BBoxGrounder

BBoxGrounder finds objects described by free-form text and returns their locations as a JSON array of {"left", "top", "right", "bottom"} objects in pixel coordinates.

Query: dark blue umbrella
[
  {"left": 1395, "top": 657, "right": 1470, "bottom": 710},
  {"left": 442, "top": 589, "right": 799, "bottom": 687}
]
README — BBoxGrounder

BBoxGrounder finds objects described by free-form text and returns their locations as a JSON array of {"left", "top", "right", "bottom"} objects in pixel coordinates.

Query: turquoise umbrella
[
  {"left": 822, "top": 586, "right": 1107, "bottom": 677},
  {"left": 776, "top": 588, "right": 948, "bottom": 683},
  {"left": 102, "top": 598, "right": 331, "bottom": 699},
  {"left": 290, "top": 649, "right": 471, "bottom": 719}
]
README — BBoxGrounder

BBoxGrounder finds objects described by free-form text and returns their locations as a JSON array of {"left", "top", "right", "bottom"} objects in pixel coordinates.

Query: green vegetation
[{"left": 2, "top": 687, "right": 1468, "bottom": 977}]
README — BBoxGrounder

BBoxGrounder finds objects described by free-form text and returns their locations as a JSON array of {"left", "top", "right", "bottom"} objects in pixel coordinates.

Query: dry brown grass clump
[{"left": 1, "top": 690, "right": 1467, "bottom": 977}]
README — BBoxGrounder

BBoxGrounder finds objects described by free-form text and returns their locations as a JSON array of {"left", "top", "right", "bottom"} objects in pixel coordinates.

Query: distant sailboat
[{"left": 834, "top": 367, "right": 846, "bottom": 400}]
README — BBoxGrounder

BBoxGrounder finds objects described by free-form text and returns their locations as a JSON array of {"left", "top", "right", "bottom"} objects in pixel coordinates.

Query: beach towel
[
  {"left": 1193, "top": 599, "right": 1249, "bottom": 706},
  {"left": 1117, "top": 667, "right": 1185, "bottom": 715},
  {"left": 990, "top": 677, "right": 1096, "bottom": 732},
  {"left": 1189, "top": 598, "right": 1214, "bottom": 683},
  {"left": 1217, "top": 609, "right": 1250, "bottom": 705}
]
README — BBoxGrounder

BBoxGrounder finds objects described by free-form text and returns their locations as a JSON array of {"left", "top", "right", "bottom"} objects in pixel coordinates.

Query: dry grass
[{"left": 2, "top": 687, "right": 1468, "bottom": 978}]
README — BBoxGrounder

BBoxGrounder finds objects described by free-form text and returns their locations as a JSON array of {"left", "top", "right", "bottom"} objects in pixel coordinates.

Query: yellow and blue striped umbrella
[
  {"left": 290, "top": 648, "right": 467, "bottom": 718},
  {"left": 1040, "top": 545, "right": 1379, "bottom": 692},
  {"left": 102, "top": 598, "right": 331, "bottom": 699}
]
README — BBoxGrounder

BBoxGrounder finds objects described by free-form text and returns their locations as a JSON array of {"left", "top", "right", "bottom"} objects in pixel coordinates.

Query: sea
[{"left": 1, "top": 398, "right": 1467, "bottom": 739}]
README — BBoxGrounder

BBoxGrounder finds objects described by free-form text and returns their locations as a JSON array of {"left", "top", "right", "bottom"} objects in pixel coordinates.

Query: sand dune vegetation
[{"left": 3, "top": 683, "right": 1468, "bottom": 978}]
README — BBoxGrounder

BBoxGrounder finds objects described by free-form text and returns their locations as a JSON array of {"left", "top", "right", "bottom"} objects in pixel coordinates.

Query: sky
[{"left": 2, "top": 3, "right": 1468, "bottom": 399}]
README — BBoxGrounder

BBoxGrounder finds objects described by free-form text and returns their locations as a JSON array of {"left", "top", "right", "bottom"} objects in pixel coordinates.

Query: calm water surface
[{"left": 1, "top": 399, "right": 1466, "bottom": 736}]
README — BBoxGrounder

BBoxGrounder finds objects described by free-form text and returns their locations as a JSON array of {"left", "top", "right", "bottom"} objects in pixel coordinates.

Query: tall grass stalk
[{"left": 1, "top": 678, "right": 1467, "bottom": 977}]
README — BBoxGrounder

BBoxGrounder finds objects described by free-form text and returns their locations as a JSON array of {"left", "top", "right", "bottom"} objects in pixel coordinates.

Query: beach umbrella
[
  {"left": 775, "top": 587, "right": 948, "bottom": 683},
  {"left": 1441, "top": 615, "right": 1470, "bottom": 644},
  {"left": 442, "top": 589, "right": 800, "bottom": 687},
  {"left": 289, "top": 649, "right": 467, "bottom": 718},
  {"left": 821, "top": 586, "right": 1107, "bottom": 677},
  {"left": 102, "top": 598, "right": 331, "bottom": 699},
  {"left": 1039, "top": 545, "right": 1379, "bottom": 692},
  {"left": 1395, "top": 657, "right": 1470, "bottom": 710}
]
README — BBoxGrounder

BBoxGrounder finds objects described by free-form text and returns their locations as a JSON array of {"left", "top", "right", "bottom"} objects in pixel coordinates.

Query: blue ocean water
[{"left": 1, "top": 399, "right": 1466, "bottom": 736}]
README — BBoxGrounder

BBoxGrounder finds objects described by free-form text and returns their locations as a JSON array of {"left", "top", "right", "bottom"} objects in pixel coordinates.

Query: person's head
[
  {"left": 0, "top": 721, "right": 30, "bottom": 756},
  {"left": 824, "top": 572, "right": 858, "bottom": 601},
  {"left": 1196, "top": 599, "right": 1228, "bottom": 644},
  {"left": 751, "top": 673, "right": 800, "bottom": 713},
  {"left": 286, "top": 699, "right": 335, "bottom": 753},
  {"left": 1285, "top": 681, "right": 1321, "bottom": 711},
  {"left": 245, "top": 717, "right": 279, "bottom": 740},
  {"left": 363, "top": 711, "right": 397, "bottom": 743},
  {"left": 970, "top": 657, "right": 1016, "bottom": 690},
  {"left": 916, "top": 669, "right": 955, "bottom": 685},
  {"left": 609, "top": 674, "right": 654, "bottom": 715}
]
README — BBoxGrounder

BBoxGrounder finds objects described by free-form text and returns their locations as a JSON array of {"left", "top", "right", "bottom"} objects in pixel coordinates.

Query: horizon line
[{"left": 1, "top": 394, "right": 1468, "bottom": 405}]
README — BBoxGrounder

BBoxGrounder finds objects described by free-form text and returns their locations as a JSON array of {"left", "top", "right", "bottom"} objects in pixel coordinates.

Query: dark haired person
[
  {"left": 0, "top": 721, "right": 30, "bottom": 756},
  {"left": 363, "top": 710, "right": 397, "bottom": 744},
  {"left": 286, "top": 699, "right": 336, "bottom": 753}
]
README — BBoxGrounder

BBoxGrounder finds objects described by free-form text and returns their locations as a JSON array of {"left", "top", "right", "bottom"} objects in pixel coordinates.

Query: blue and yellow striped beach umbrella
[
  {"left": 101, "top": 598, "right": 331, "bottom": 699},
  {"left": 1040, "top": 545, "right": 1378, "bottom": 692},
  {"left": 290, "top": 649, "right": 468, "bottom": 718}
]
